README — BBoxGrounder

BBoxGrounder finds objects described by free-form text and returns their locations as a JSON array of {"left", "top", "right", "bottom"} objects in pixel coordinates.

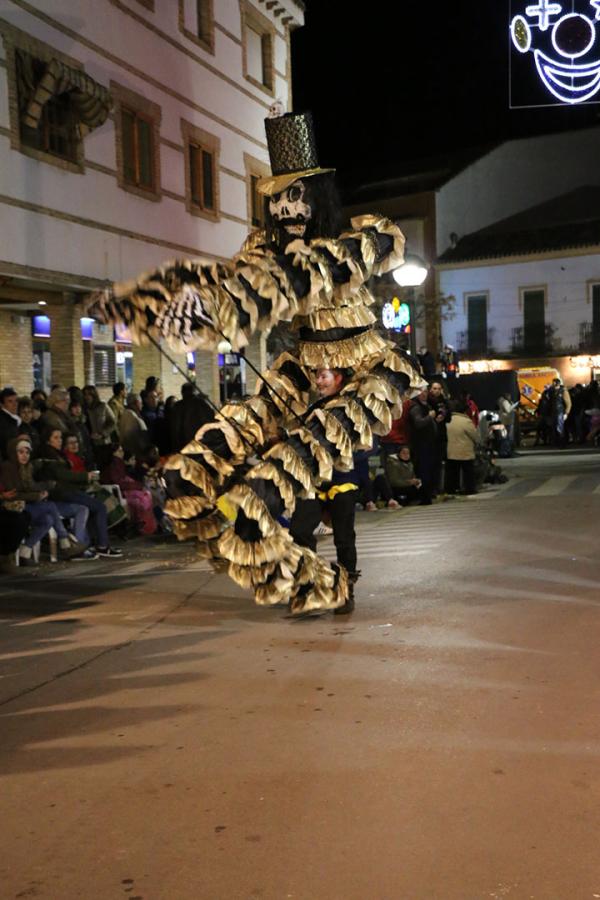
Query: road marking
[{"left": 527, "top": 475, "right": 579, "bottom": 496}]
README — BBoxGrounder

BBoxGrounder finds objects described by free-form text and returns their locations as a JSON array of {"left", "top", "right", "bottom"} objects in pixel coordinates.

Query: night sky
[{"left": 291, "top": 1, "right": 600, "bottom": 194}]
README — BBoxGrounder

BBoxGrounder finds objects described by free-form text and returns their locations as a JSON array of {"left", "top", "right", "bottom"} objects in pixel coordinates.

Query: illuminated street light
[{"left": 393, "top": 253, "right": 429, "bottom": 287}]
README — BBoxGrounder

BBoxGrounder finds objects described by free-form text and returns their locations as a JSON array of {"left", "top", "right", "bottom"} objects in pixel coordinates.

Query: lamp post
[
  {"left": 390, "top": 253, "right": 429, "bottom": 356},
  {"left": 392, "top": 253, "right": 429, "bottom": 289}
]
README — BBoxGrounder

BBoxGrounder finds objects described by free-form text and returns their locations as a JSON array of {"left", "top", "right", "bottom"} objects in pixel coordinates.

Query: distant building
[
  {"left": 0, "top": 0, "right": 304, "bottom": 398},
  {"left": 344, "top": 125, "right": 600, "bottom": 370},
  {"left": 437, "top": 186, "right": 600, "bottom": 386}
]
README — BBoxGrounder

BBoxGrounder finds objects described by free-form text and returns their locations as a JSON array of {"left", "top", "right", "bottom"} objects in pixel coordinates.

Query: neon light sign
[
  {"left": 382, "top": 298, "right": 411, "bottom": 333},
  {"left": 510, "top": 0, "right": 600, "bottom": 106}
]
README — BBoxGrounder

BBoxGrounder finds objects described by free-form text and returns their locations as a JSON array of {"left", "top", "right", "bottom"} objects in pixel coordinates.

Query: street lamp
[{"left": 393, "top": 253, "right": 429, "bottom": 288}]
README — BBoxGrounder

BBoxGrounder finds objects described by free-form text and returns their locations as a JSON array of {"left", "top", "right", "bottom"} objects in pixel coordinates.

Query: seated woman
[
  {"left": 0, "top": 437, "right": 86, "bottom": 564},
  {"left": 63, "top": 432, "right": 88, "bottom": 473},
  {"left": 130, "top": 445, "right": 171, "bottom": 532},
  {"left": 372, "top": 445, "right": 422, "bottom": 507},
  {"left": 100, "top": 444, "right": 157, "bottom": 536},
  {"left": 35, "top": 429, "right": 123, "bottom": 559}
]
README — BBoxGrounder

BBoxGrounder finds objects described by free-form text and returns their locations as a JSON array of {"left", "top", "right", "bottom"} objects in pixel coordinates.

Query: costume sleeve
[
  {"left": 86, "top": 252, "right": 299, "bottom": 354},
  {"left": 86, "top": 217, "right": 404, "bottom": 354}
]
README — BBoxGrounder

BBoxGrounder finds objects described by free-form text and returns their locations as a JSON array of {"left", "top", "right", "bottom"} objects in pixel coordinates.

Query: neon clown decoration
[{"left": 510, "top": 0, "right": 600, "bottom": 104}]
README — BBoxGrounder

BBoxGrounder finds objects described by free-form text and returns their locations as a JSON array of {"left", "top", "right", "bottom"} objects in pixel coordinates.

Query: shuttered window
[
  {"left": 250, "top": 174, "right": 265, "bottom": 228},
  {"left": 189, "top": 143, "right": 215, "bottom": 211},
  {"left": 93, "top": 347, "right": 116, "bottom": 386},
  {"left": 523, "top": 289, "right": 546, "bottom": 353},
  {"left": 467, "top": 294, "right": 487, "bottom": 355},
  {"left": 592, "top": 284, "right": 600, "bottom": 345},
  {"left": 122, "top": 107, "right": 155, "bottom": 190}
]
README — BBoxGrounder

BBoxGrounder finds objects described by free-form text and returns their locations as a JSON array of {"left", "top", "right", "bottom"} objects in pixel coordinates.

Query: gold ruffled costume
[
  {"left": 88, "top": 111, "right": 426, "bottom": 614},
  {"left": 88, "top": 215, "right": 425, "bottom": 614}
]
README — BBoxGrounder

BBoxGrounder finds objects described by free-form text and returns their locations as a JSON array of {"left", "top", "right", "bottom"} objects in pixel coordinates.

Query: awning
[{"left": 18, "top": 51, "right": 112, "bottom": 138}]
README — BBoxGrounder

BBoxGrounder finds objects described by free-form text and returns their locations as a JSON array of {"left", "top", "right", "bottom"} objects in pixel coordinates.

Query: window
[
  {"left": 112, "top": 82, "right": 161, "bottom": 201},
  {"left": 197, "top": 0, "right": 213, "bottom": 42},
  {"left": 181, "top": 120, "right": 220, "bottom": 220},
  {"left": 19, "top": 56, "right": 79, "bottom": 163},
  {"left": 242, "top": 3, "right": 274, "bottom": 94},
  {"left": 122, "top": 107, "right": 155, "bottom": 190},
  {"left": 522, "top": 288, "right": 546, "bottom": 353},
  {"left": 466, "top": 294, "right": 488, "bottom": 356},
  {"left": 190, "top": 144, "right": 215, "bottom": 210},
  {"left": 3, "top": 28, "right": 111, "bottom": 173},
  {"left": 244, "top": 153, "right": 270, "bottom": 230},
  {"left": 178, "top": 0, "right": 215, "bottom": 54},
  {"left": 593, "top": 284, "right": 600, "bottom": 345},
  {"left": 250, "top": 174, "right": 264, "bottom": 228}
]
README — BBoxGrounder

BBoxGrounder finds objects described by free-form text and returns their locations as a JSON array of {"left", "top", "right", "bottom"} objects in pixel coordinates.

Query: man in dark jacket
[
  {"left": 409, "top": 389, "right": 439, "bottom": 504},
  {"left": 428, "top": 379, "right": 452, "bottom": 492},
  {"left": 0, "top": 387, "right": 21, "bottom": 460},
  {"left": 169, "top": 382, "right": 214, "bottom": 452}
]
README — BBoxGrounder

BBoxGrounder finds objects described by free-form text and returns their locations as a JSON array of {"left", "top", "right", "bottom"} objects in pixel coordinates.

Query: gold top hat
[{"left": 257, "top": 111, "right": 335, "bottom": 197}]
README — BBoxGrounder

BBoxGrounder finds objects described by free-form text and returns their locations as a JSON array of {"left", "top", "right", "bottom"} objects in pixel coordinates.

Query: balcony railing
[
  {"left": 579, "top": 322, "right": 600, "bottom": 352},
  {"left": 511, "top": 324, "right": 556, "bottom": 356},
  {"left": 456, "top": 329, "right": 496, "bottom": 358}
]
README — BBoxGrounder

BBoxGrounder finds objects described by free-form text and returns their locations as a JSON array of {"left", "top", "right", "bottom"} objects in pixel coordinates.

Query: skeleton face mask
[{"left": 268, "top": 179, "right": 312, "bottom": 239}]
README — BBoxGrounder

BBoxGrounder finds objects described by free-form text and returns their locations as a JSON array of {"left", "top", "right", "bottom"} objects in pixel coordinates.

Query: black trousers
[
  {"left": 445, "top": 458, "right": 476, "bottom": 494},
  {"left": 413, "top": 443, "right": 437, "bottom": 502},
  {"left": 290, "top": 490, "right": 358, "bottom": 574},
  {"left": 0, "top": 508, "right": 31, "bottom": 554},
  {"left": 372, "top": 474, "right": 421, "bottom": 504}
]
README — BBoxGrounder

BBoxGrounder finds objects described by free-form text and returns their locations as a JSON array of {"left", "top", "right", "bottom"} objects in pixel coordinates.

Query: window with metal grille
[
  {"left": 467, "top": 294, "right": 487, "bottom": 356},
  {"left": 523, "top": 289, "right": 546, "bottom": 353},
  {"left": 19, "top": 56, "right": 78, "bottom": 162},
  {"left": 93, "top": 347, "right": 116, "bottom": 386},
  {"left": 189, "top": 143, "right": 215, "bottom": 211},
  {"left": 121, "top": 107, "right": 155, "bottom": 190}
]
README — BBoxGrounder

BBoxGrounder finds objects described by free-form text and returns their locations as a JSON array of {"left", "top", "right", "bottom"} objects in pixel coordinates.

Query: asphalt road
[{"left": 1, "top": 449, "right": 600, "bottom": 900}]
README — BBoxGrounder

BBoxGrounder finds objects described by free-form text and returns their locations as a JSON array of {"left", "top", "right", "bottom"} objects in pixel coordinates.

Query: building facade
[
  {"left": 344, "top": 126, "right": 600, "bottom": 363},
  {"left": 0, "top": 0, "right": 304, "bottom": 399},
  {"left": 437, "top": 188, "right": 600, "bottom": 386}
]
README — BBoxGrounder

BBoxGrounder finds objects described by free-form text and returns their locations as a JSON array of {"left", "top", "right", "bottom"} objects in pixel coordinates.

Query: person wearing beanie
[{"left": 0, "top": 438, "right": 86, "bottom": 563}]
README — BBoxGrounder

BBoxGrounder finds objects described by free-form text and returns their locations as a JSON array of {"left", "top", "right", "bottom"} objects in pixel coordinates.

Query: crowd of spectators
[
  {"left": 3, "top": 361, "right": 598, "bottom": 573},
  {"left": 534, "top": 378, "right": 600, "bottom": 447},
  {"left": 353, "top": 377, "right": 512, "bottom": 516},
  {"left": 0, "top": 375, "right": 213, "bottom": 573}
]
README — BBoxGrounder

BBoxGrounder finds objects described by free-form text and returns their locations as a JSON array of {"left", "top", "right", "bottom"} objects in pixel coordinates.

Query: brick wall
[
  {"left": 0, "top": 310, "right": 33, "bottom": 393},
  {"left": 47, "top": 294, "right": 85, "bottom": 388},
  {"left": 131, "top": 342, "right": 161, "bottom": 395}
]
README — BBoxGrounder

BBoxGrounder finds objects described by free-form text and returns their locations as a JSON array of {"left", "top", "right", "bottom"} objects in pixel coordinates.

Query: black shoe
[
  {"left": 334, "top": 597, "right": 355, "bottom": 615},
  {"left": 334, "top": 582, "right": 356, "bottom": 615},
  {"left": 96, "top": 547, "right": 123, "bottom": 558},
  {"left": 70, "top": 548, "right": 99, "bottom": 561}
]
